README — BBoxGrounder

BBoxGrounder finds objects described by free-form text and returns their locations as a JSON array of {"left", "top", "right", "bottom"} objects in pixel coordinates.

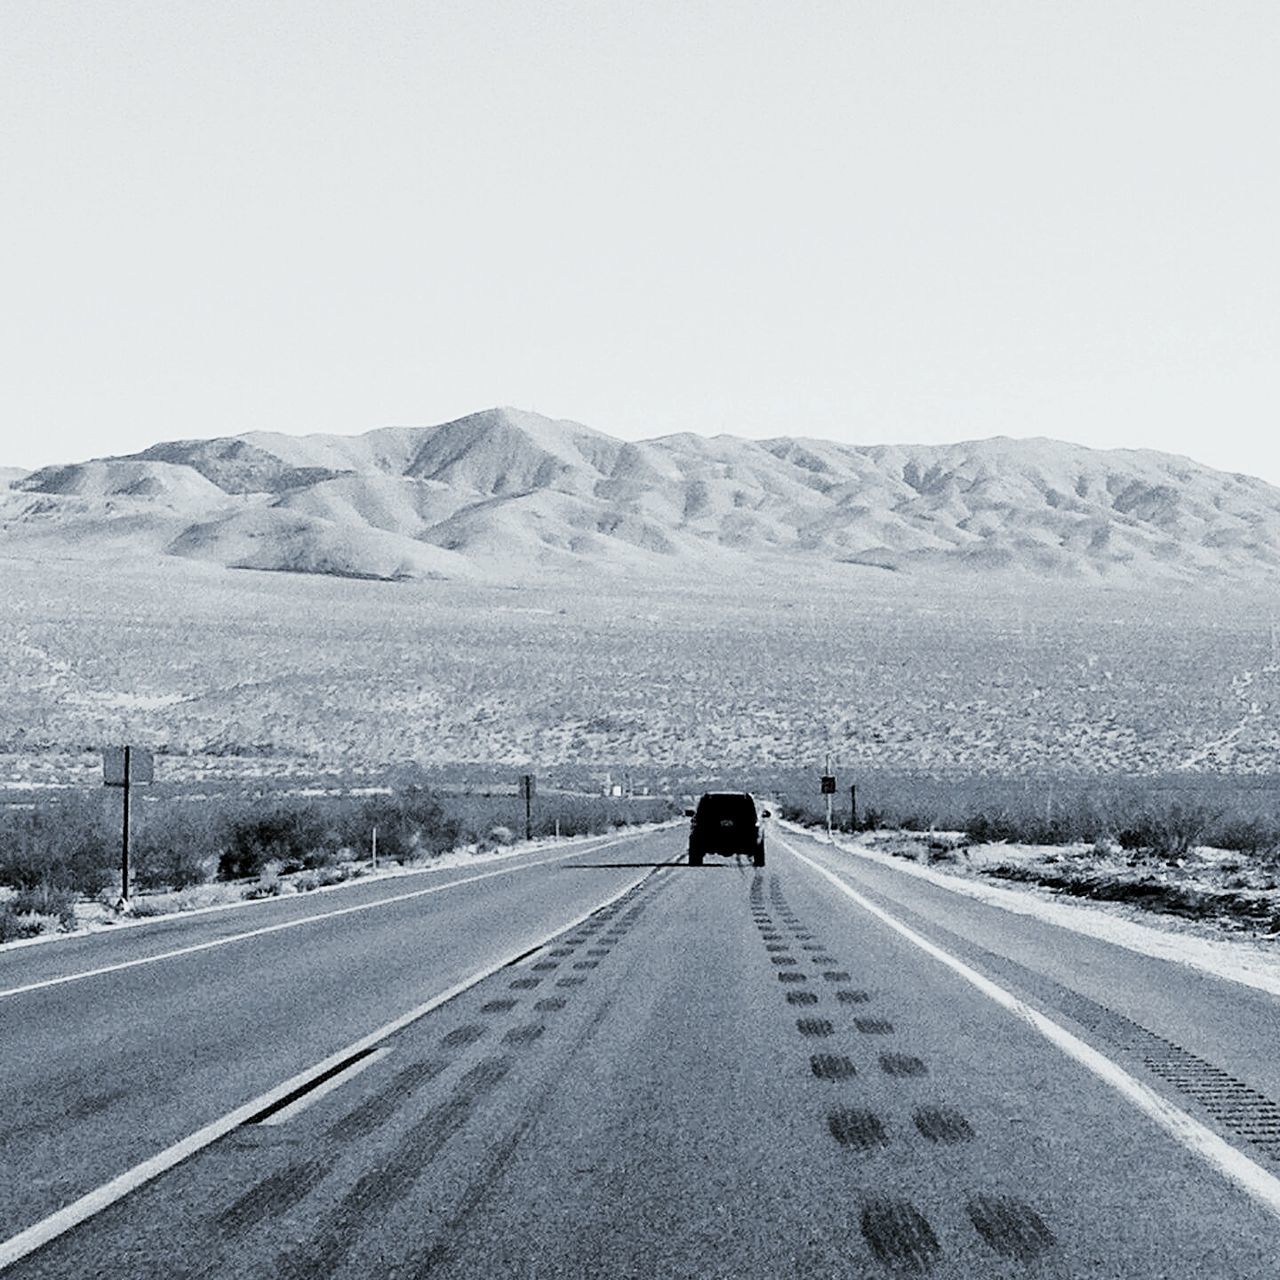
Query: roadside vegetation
[
  {"left": 775, "top": 779, "right": 1280, "bottom": 937},
  {"left": 0, "top": 786, "right": 675, "bottom": 943}
]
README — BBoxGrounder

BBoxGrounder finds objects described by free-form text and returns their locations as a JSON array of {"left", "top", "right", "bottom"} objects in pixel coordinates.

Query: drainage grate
[{"left": 811, "top": 1054, "right": 857, "bottom": 1081}]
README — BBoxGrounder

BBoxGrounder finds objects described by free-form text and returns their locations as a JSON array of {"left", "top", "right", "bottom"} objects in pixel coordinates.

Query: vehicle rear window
[{"left": 696, "top": 794, "right": 756, "bottom": 822}]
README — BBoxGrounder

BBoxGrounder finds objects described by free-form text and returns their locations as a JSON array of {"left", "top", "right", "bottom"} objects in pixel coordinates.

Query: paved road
[{"left": 4, "top": 821, "right": 1280, "bottom": 1276}]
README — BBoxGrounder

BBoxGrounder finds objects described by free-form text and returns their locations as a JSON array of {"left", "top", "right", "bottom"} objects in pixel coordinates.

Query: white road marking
[
  {"left": 778, "top": 831, "right": 1280, "bottom": 1221},
  {"left": 258, "top": 1047, "right": 393, "bottom": 1126},
  {"left": 0, "top": 827, "right": 655, "bottom": 1002},
  {"left": 0, "top": 860, "right": 666, "bottom": 1271}
]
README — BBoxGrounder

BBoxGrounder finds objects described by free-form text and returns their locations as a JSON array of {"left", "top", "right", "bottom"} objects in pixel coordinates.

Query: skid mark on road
[
  {"left": 966, "top": 1194, "right": 1057, "bottom": 1262},
  {"left": 758, "top": 865, "right": 1065, "bottom": 1275},
  {"left": 860, "top": 1199, "right": 942, "bottom": 1274},
  {"left": 913, "top": 1106, "right": 975, "bottom": 1145},
  {"left": 880, "top": 1053, "right": 929, "bottom": 1078},
  {"left": 810, "top": 1054, "right": 857, "bottom": 1081},
  {"left": 829, "top": 1107, "right": 890, "bottom": 1150}
]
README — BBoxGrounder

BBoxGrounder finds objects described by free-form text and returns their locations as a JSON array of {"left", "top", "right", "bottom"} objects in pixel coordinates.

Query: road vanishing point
[{"left": 2, "top": 822, "right": 1280, "bottom": 1277}]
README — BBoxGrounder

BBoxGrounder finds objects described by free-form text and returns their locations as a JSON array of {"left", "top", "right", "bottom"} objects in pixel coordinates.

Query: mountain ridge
[{"left": 6, "top": 407, "right": 1280, "bottom": 584}]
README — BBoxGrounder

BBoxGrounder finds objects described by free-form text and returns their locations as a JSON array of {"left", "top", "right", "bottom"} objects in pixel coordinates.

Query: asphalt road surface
[{"left": 3, "top": 820, "right": 1280, "bottom": 1277}]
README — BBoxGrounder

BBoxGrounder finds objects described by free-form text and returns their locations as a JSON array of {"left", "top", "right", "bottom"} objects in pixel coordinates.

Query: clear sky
[{"left": 3, "top": 2, "right": 1277, "bottom": 479}]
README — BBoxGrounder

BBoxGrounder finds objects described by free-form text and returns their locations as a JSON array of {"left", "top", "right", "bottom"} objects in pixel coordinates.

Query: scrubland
[{"left": 5, "top": 558, "right": 1280, "bottom": 941}]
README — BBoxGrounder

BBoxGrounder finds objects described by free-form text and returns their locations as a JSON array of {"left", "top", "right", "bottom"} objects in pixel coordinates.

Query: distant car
[{"left": 687, "top": 792, "right": 767, "bottom": 867}]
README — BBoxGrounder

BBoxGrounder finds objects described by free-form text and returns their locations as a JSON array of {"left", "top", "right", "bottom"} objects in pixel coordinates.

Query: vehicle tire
[
  {"left": 689, "top": 849, "right": 704, "bottom": 867},
  {"left": 753, "top": 842, "right": 765, "bottom": 868}
]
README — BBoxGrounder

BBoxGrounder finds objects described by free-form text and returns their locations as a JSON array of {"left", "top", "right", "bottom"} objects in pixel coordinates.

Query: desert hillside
[{"left": 5, "top": 408, "right": 1280, "bottom": 583}]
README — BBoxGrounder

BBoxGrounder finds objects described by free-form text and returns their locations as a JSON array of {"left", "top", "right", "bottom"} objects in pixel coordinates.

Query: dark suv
[{"left": 687, "top": 792, "right": 766, "bottom": 867}]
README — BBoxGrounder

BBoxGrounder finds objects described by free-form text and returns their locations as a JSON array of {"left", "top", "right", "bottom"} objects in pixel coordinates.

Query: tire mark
[
  {"left": 913, "top": 1106, "right": 975, "bottom": 1144},
  {"left": 810, "top": 1054, "right": 857, "bottom": 1081},
  {"left": 216, "top": 1158, "right": 327, "bottom": 1231},
  {"left": 829, "top": 1108, "right": 889, "bottom": 1149},
  {"left": 274, "top": 1057, "right": 513, "bottom": 1279},
  {"left": 966, "top": 1194, "right": 1056, "bottom": 1262},
  {"left": 880, "top": 1054, "right": 929, "bottom": 1077},
  {"left": 327, "top": 1059, "right": 446, "bottom": 1142},
  {"left": 860, "top": 1198, "right": 941, "bottom": 1273}
]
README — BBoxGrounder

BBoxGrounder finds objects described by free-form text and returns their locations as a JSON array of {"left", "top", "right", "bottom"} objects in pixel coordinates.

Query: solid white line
[
  {"left": 777, "top": 831, "right": 1280, "bottom": 1221},
  {"left": 258, "top": 1047, "right": 393, "bottom": 1126},
  {"left": 0, "top": 827, "right": 655, "bottom": 1002},
  {"left": 0, "top": 860, "right": 667, "bottom": 1271}
]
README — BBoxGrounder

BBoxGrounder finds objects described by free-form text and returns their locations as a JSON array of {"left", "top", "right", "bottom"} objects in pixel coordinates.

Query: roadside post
[
  {"left": 371, "top": 824, "right": 378, "bottom": 871},
  {"left": 820, "top": 764, "right": 836, "bottom": 841},
  {"left": 849, "top": 783, "right": 858, "bottom": 832},
  {"left": 103, "top": 746, "right": 154, "bottom": 906},
  {"left": 522, "top": 773, "right": 536, "bottom": 841}
]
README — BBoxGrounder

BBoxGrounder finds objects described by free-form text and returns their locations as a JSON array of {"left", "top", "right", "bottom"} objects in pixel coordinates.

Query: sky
[{"left": 2, "top": 1, "right": 1277, "bottom": 480}]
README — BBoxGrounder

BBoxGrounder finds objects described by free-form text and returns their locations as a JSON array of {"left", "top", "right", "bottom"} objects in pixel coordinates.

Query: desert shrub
[
  {"left": 9, "top": 884, "right": 77, "bottom": 931},
  {"left": 220, "top": 809, "right": 331, "bottom": 879},
  {"left": 1207, "top": 817, "right": 1280, "bottom": 857},
  {"left": 132, "top": 836, "right": 213, "bottom": 892},
  {"left": 1115, "top": 804, "right": 1212, "bottom": 860},
  {"left": 0, "top": 799, "right": 117, "bottom": 896},
  {"left": 0, "top": 904, "right": 45, "bottom": 943},
  {"left": 245, "top": 859, "right": 288, "bottom": 899},
  {"left": 347, "top": 789, "right": 460, "bottom": 861},
  {"left": 127, "top": 896, "right": 172, "bottom": 918}
]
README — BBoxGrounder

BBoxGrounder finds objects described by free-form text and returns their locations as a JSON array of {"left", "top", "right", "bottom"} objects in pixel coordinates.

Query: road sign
[
  {"left": 820, "top": 774, "right": 836, "bottom": 795},
  {"left": 103, "top": 747, "right": 154, "bottom": 787}
]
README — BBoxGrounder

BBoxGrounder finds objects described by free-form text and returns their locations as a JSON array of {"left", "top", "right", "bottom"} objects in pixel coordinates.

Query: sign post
[
  {"left": 820, "top": 759, "right": 836, "bottom": 842},
  {"left": 849, "top": 783, "right": 858, "bottom": 832},
  {"left": 103, "top": 747, "right": 154, "bottom": 906},
  {"left": 521, "top": 773, "right": 536, "bottom": 842}
]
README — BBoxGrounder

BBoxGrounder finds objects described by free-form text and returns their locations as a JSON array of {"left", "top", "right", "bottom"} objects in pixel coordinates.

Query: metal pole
[
  {"left": 524, "top": 777, "right": 533, "bottom": 842},
  {"left": 825, "top": 752, "right": 833, "bottom": 841},
  {"left": 371, "top": 824, "right": 378, "bottom": 870},
  {"left": 850, "top": 783, "right": 857, "bottom": 832},
  {"left": 121, "top": 745, "right": 131, "bottom": 905}
]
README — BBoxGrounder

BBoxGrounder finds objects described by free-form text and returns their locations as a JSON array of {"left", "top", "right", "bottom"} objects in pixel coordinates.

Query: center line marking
[
  {"left": 0, "top": 858, "right": 672, "bottom": 1272},
  {"left": 258, "top": 1047, "right": 392, "bottom": 1126},
  {"left": 0, "top": 827, "right": 659, "bottom": 1001},
  {"left": 779, "top": 832, "right": 1280, "bottom": 1221}
]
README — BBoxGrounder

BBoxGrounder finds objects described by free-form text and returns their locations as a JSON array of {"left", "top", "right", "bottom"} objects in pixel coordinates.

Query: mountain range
[{"left": 5, "top": 407, "right": 1280, "bottom": 583}]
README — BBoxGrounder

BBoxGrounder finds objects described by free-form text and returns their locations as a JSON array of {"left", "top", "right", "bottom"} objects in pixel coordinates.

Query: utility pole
[
  {"left": 120, "top": 745, "right": 131, "bottom": 905},
  {"left": 522, "top": 773, "right": 536, "bottom": 841}
]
